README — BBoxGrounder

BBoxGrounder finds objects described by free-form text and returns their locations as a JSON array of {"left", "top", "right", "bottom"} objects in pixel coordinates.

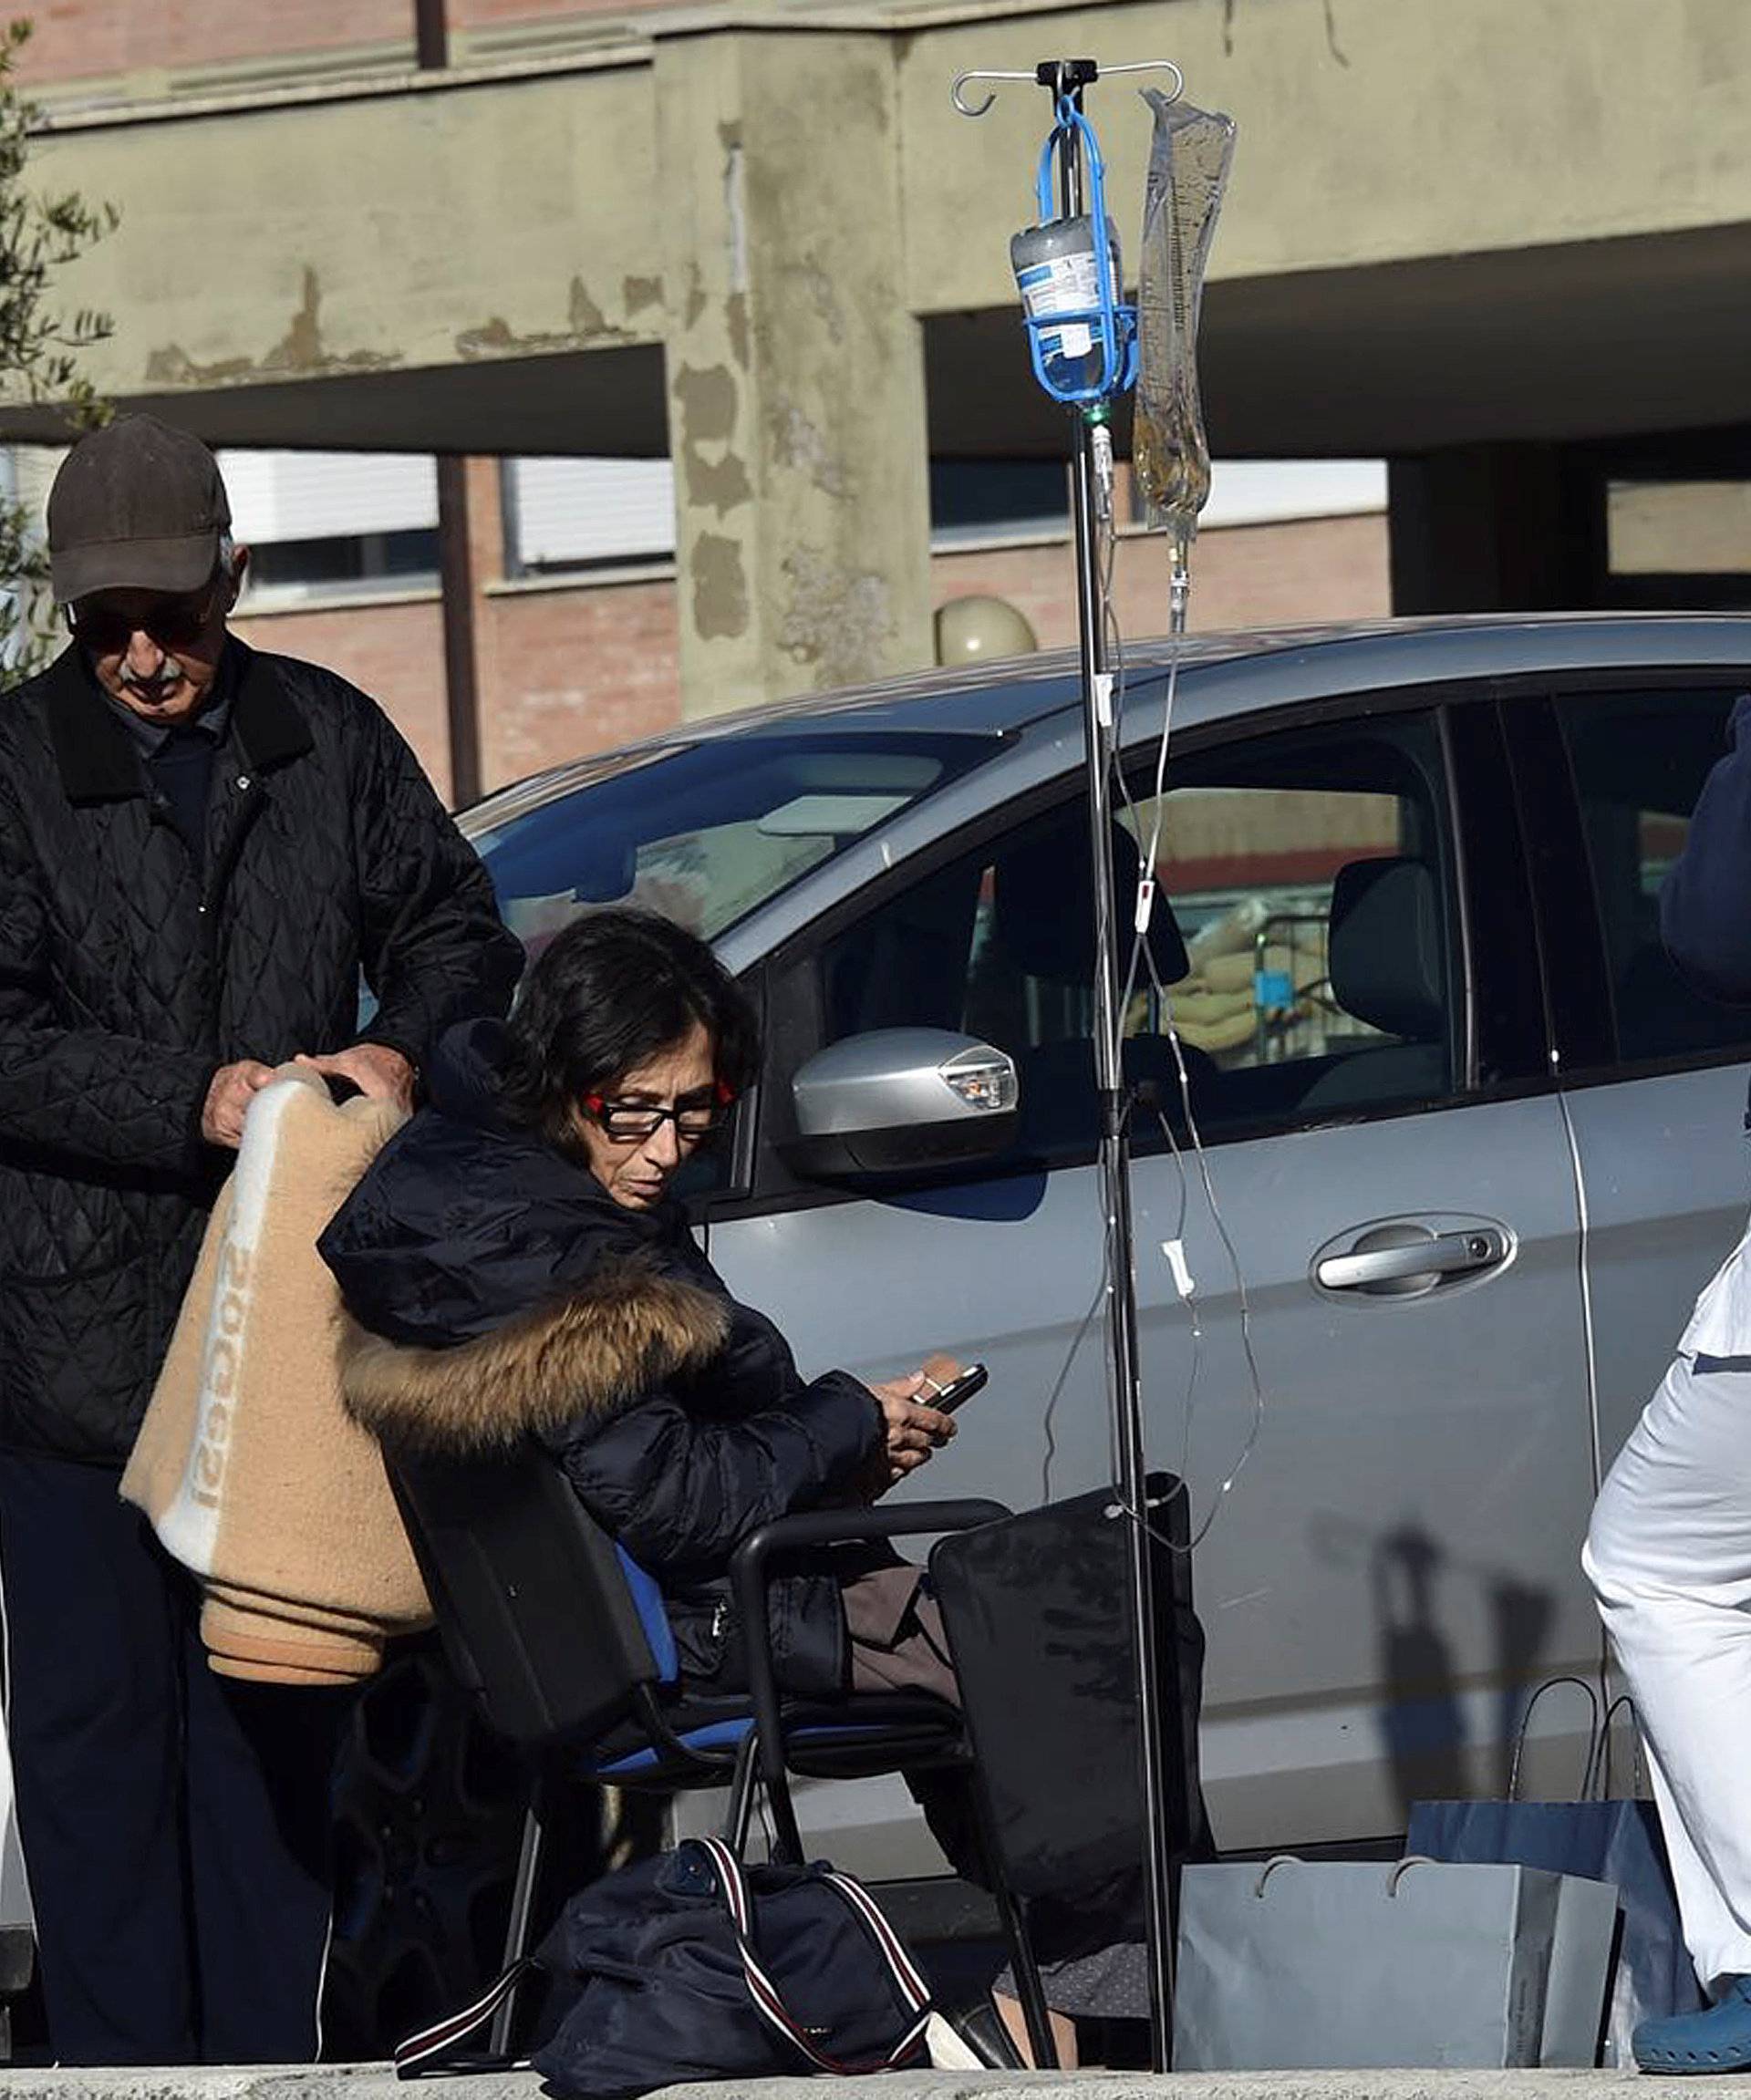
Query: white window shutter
[
  {"left": 215, "top": 451, "right": 438, "bottom": 545},
  {"left": 509, "top": 457, "right": 676, "bottom": 567}
]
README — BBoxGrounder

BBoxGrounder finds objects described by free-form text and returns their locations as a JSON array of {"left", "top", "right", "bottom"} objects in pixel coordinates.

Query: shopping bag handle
[
  {"left": 1252, "top": 1855, "right": 1443, "bottom": 1900},
  {"left": 1508, "top": 1674, "right": 1601, "bottom": 1802},
  {"left": 1588, "top": 1691, "right": 1644, "bottom": 1803}
]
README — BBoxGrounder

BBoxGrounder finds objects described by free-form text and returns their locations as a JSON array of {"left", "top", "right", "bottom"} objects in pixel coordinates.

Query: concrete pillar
[
  {"left": 1388, "top": 443, "right": 1601, "bottom": 614},
  {"left": 656, "top": 29, "right": 932, "bottom": 720}
]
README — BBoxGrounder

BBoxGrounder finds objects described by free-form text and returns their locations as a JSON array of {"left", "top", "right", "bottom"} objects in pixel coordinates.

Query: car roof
[{"left": 463, "top": 612, "right": 1751, "bottom": 827}]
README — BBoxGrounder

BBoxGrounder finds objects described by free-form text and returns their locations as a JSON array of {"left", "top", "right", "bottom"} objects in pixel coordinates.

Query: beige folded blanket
[{"left": 122, "top": 1067, "right": 432, "bottom": 1684}]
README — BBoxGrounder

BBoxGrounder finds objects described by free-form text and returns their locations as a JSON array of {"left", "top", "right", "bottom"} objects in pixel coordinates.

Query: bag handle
[
  {"left": 690, "top": 1835, "right": 933, "bottom": 2076},
  {"left": 1508, "top": 1674, "right": 1601, "bottom": 1802},
  {"left": 1589, "top": 1691, "right": 1645, "bottom": 1803},
  {"left": 392, "top": 1956, "right": 537, "bottom": 2078}
]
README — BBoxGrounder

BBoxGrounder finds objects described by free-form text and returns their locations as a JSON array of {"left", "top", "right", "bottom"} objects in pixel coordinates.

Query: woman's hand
[{"left": 861, "top": 1371, "right": 957, "bottom": 1498}]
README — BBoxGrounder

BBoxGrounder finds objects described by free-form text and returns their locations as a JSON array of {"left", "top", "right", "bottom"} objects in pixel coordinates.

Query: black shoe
[{"left": 948, "top": 2000, "right": 1027, "bottom": 2068}]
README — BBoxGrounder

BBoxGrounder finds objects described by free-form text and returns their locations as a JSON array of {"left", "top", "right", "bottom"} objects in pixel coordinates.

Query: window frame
[
  {"left": 700, "top": 680, "right": 1547, "bottom": 1225},
  {"left": 1503, "top": 670, "right": 1751, "bottom": 1089}
]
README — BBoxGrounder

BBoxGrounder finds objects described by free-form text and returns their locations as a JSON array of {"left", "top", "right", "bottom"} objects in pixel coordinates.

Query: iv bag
[{"left": 1134, "top": 89, "right": 1236, "bottom": 542}]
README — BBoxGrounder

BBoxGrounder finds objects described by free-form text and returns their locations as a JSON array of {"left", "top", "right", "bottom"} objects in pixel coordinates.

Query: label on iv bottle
[{"left": 1011, "top": 216, "right": 1122, "bottom": 367}]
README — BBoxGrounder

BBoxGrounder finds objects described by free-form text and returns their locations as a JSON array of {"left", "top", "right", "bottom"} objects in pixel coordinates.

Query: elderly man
[{"left": 0, "top": 416, "right": 521, "bottom": 2065}]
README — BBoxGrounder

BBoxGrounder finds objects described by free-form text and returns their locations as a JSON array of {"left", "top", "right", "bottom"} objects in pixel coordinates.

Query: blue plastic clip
[{"left": 1019, "top": 95, "right": 1138, "bottom": 406}]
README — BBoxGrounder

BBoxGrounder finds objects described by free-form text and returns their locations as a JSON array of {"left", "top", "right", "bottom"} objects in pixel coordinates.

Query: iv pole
[{"left": 954, "top": 56, "right": 1181, "bottom": 2071}]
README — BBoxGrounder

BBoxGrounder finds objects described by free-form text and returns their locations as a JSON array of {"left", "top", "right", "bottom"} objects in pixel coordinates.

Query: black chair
[{"left": 385, "top": 1442, "right": 1058, "bottom": 2063}]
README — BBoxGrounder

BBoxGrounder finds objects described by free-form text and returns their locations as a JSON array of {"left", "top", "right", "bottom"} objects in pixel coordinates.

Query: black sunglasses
[{"left": 66, "top": 571, "right": 225, "bottom": 655}]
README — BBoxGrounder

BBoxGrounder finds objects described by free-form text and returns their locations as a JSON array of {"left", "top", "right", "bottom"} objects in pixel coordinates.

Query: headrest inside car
[
  {"left": 1328, "top": 856, "right": 1445, "bottom": 1042},
  {"left": 995, "top": 819, "right": 1191, "bottom": 988}
]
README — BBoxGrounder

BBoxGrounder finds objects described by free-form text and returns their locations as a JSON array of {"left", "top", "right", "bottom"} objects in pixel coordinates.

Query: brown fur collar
[{"left": 338, "top": 1258, "right": 730, "bottom": 1454}]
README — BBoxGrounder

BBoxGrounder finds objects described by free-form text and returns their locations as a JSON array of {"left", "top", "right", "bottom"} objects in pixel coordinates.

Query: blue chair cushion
[
  {"left": 584, "top": 1696, "right": 963, "bottom": 1780},
  {"left": 615, "top": 1544, "right": 679, "bottom": 1684}
]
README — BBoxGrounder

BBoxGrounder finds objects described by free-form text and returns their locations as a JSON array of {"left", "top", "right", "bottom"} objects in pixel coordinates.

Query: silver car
[{"left": 464, "top": 613, "right": 1751, "bottom": 1860}]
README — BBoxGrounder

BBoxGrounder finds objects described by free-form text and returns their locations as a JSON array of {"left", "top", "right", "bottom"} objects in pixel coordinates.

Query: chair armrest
[{"left": 730, "top": 1499, "right": 1011, "bottom": 1802}]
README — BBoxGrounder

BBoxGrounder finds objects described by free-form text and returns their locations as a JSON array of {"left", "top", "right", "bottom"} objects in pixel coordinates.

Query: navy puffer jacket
[{"left": 318, "top": 1020, "right": 885, "bottom": 1697}]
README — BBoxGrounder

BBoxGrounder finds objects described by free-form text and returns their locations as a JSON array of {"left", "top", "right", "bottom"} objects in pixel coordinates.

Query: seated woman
[{"left": 317, "top": 905, "right": 962, "bottom": 1710}]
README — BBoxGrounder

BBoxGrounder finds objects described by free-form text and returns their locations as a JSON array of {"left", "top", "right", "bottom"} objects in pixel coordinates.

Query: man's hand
[
  {"left": 294, "top": 1044, "right": 415, "bottom": 1112},
  {"left": 860, "top": 1371, "right": 957, "bottom": 1498},
  {"left": 202, "top": 1060, "right": 275, "bottom": 1149}
]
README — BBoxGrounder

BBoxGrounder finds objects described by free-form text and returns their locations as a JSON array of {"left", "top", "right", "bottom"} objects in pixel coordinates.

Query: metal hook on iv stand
[
  {"left": 951, "top": 56, "right": 1183, "bottom": 119},
  {"left": 951, "top": 56, "right": 1186, "bottom": 2075}
]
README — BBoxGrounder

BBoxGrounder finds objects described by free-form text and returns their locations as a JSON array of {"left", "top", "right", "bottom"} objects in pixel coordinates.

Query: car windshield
[{"left": 466, "top": 729, "right": 1002, "bottom": 956}]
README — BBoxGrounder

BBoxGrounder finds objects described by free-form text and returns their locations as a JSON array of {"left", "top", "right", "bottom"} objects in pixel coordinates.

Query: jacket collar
[{"left": 43, "top": 636, "right": 313, "bottom": 805}]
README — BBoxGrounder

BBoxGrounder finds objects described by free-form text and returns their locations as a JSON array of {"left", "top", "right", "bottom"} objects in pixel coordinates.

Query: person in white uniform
[{"left": 1587, "top": 692, "right": 1751, "bottom": 2073}]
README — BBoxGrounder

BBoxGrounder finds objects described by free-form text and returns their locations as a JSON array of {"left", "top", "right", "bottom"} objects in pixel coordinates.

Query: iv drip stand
[{"left": 1042, "top": 57, "right": 1177, "bottom": 2073}]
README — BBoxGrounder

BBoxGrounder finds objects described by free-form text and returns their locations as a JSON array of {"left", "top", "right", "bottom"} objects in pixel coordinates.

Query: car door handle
[{"left": 1315, "top": 1226, "right": 1509, "bottom": 1294}]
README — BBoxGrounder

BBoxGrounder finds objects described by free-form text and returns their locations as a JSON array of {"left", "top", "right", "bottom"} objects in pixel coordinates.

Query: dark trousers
[{"left": 0, "top": 1451, "right": 347, "bottom": 2065}]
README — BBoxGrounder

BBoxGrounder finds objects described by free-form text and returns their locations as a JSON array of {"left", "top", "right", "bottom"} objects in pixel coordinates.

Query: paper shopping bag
[{"left": 1174, "top": 1856, "right": 1609, "bottom": 2070}]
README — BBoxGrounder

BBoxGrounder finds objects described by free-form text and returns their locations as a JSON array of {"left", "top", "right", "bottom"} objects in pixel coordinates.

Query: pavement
[{"left": 0, "top": 2069, "right": 1741, "bottom": 2100}]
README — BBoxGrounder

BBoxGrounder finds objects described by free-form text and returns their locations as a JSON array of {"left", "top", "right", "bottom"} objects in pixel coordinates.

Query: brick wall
[
  {"left": 933, "top": 511, "right": 1393, "bottom": 648},
  {"left": 230, "top": 505, "right": 1388, "bottom": 809},
  {"left": 16, "top": 0, "right": 409, "bottom": 86},
  {"left": 475, "top": 580, "right": 682, "bottom": 790}
]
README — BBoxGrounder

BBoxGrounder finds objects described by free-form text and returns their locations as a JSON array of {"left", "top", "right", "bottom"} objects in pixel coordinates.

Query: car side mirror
[{"left": 783, "top": 1028, "right": 1020, "bottom": 1181}]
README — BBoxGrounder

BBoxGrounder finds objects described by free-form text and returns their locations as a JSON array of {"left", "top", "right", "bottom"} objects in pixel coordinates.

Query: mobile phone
[{"left": 929, "top": 1362, "right": 989, "bottom": 1414}]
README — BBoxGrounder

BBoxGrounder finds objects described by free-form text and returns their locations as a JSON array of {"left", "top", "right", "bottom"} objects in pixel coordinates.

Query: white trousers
[{"left": 1586, "top": 1352, "right": 1751, "bottom": 1994}]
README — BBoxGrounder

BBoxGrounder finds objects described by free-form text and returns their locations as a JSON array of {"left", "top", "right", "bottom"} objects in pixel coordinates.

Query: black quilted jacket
[{"left": 0, "top": 640, "right": 523, "bottom": 1464}]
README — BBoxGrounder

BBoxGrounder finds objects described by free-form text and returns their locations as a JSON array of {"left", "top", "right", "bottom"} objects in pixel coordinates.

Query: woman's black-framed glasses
[{"left": 583, "top": 1081, "right": 734, "bottom": 1143}]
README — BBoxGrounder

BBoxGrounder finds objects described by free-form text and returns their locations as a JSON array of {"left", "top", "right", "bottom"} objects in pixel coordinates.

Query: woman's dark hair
[{"left": 500, "top": 907, "right": 760, "bottom": 1155}]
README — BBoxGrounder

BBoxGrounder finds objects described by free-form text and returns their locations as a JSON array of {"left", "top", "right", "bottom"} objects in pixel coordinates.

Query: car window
[
  {"left": 812, "top": 709, "right": 1461, "bottom": 1161},
  {"left": 465, "top": 731, "right": 1003, "bottom": 957},
  {"left": 1554, "top": 688, "right": 1751, "bottom": 1065}
]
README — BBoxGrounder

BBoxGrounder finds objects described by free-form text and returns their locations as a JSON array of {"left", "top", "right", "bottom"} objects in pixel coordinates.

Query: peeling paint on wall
[
  {"left": 145, "top": 267, "right": 389, "bottom": 388},
  {"left": 455, "top": 275, "right": 635, "bottom": 360},
  {"left": 683, "top": 264, "right": 708, "bottom": 330},
  {"left": 778, "top": 546, "right": 892, "bottom": 687},
  {"left": 674, "top": 362, "right": 751, "bottom": 515},
  {"left": 720, "top": 123, "right": 748, "bottom": 297},
  {"left": 692, "top": 531, "right": 750, "bottom": 640},
  {"left": 796, "top": 258, "right": 846, "bottom": 349},
  {"left": 623, "top": 274, "right": 664, "bottom": 314},
  {"left": 725, "top": 292, "right": 751, "bottom": 371},
  {"left": 769, "top": 401, "right": 848, "bottom": 499}
]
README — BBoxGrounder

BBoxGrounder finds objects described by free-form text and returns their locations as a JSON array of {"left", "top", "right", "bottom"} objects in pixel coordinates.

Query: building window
[
  {"left": 219, "top": 450, "right": 438, "bottom": 605},
  {"left": 503, "top": 458, "right": 676, "bottom": 576},
  {"left": 1605, "top": 480, "right": 1751, "bottom": 608},
  {"left": 928, "top": 460, "right": 1070, "bottom": 546}
]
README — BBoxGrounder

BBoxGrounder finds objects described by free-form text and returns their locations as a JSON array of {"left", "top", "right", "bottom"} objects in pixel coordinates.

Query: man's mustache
[{"left": 120, "top": 659, "right": 186, "bottom": 696}]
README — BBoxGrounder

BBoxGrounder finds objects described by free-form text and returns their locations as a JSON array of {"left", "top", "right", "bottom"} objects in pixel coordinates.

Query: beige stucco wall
[
  {"left": 20, "top": 57, "right": 662, "bottom": 407},
  {"left": 902, "top": 0, "right": 1751, "bottom": 309},
  {"left": 28, "top": 0, "right": 1751, "bottom": 408}
]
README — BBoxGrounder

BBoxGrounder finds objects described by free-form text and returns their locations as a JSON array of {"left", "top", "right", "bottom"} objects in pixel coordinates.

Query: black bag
[
  {"left": 394, "top": 1835, "right": 936, "bottom": 2095},
  {"left": 929, "top": 1472, "right": 1213, "bottom": 1966}
]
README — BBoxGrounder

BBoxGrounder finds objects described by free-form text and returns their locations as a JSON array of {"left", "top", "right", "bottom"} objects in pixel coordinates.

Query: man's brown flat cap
[{"left": 47, "top": 415, "right": 231, "bottom": 604}]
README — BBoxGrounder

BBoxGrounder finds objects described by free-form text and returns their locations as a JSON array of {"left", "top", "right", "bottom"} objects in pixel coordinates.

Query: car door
[
  {"left": 707, "top": 685, "right": 1601, "bottom": 1854},
  {"left": 1508, "top": 679, "right": 1751, "bottom": 1474}
]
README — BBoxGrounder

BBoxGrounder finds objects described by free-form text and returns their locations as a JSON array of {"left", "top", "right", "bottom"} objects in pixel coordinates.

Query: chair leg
[
  {"left": 721, "top": 1731, "right": 761, "bottom": 1856},
  {"left": 489, "top": 1760, "right": 550, "bottom": 2058},
  {"left": 762, "top": 1760, "right": 806, "bottom": 1866},
  {"left": 968, "top": 1774, "right": 1056, "bottom": 2069}
]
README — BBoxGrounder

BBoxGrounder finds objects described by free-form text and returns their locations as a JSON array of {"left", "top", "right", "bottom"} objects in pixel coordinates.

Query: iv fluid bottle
[{"left": 1010, "top": 215, "right": 1123, "bottom": 395}]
